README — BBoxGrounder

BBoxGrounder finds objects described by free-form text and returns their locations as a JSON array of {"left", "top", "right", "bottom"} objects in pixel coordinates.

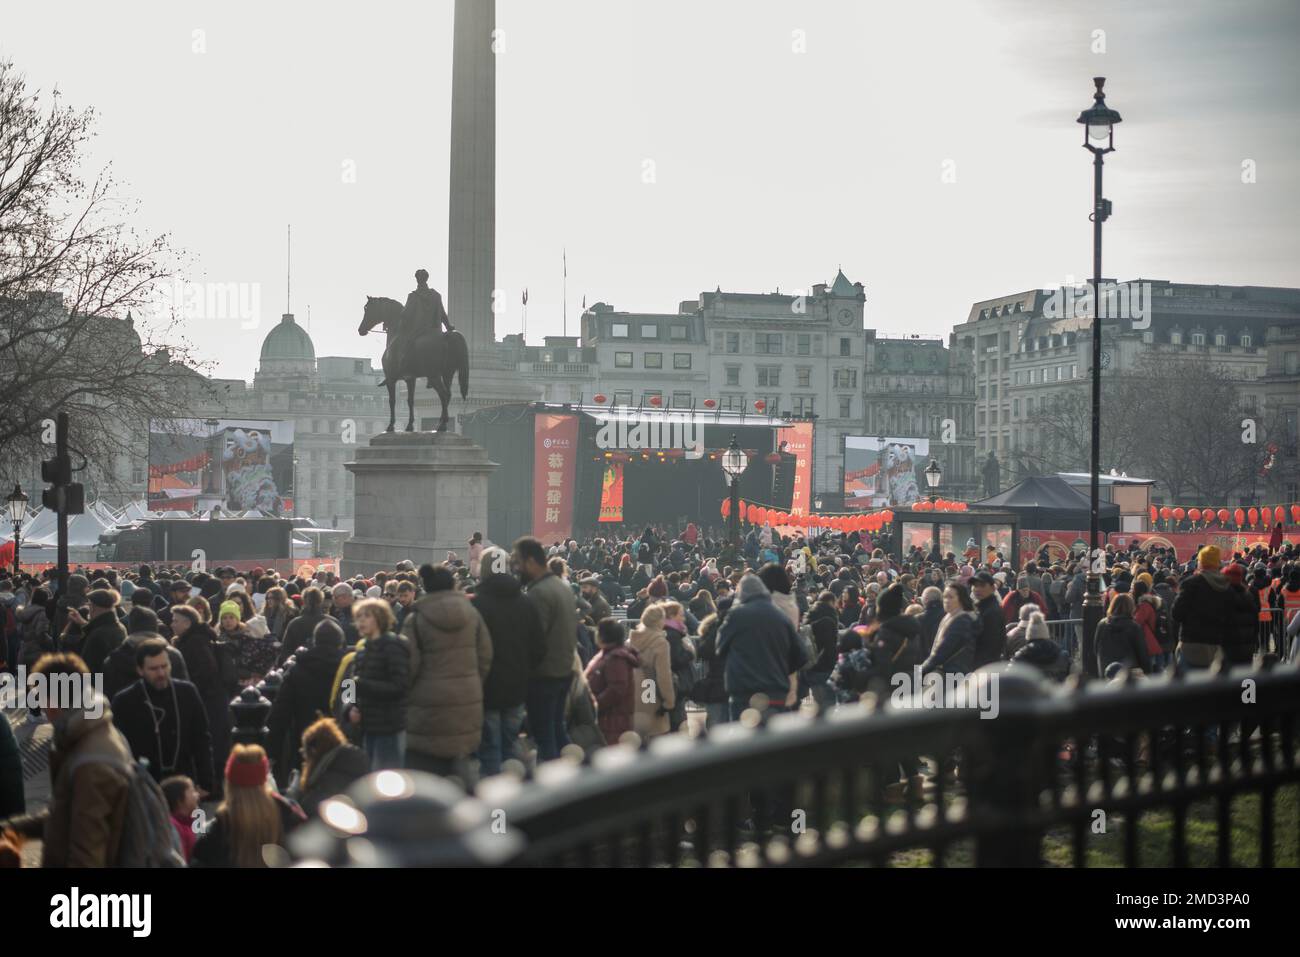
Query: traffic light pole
[{"left": 56, "top": 412, "right": 69, "bottom": 596}]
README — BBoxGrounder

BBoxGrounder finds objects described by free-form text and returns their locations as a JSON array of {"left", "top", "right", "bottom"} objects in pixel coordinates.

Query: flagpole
[{"left": 563, "top": 248, "right": 568, "bottom": 338}]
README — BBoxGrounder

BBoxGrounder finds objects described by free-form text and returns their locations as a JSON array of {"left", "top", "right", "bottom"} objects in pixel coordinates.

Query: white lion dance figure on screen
[
  {"left": 222, "top": 428, "right": 284, "bottom": 514},
  {"left": 880, "top": 443, "right": 922, "bottom": 506}
]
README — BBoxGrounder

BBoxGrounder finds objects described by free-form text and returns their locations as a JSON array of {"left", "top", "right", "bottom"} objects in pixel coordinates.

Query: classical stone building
[{"left": 951, "top": 280, "right": 1300, "bottom": 500}]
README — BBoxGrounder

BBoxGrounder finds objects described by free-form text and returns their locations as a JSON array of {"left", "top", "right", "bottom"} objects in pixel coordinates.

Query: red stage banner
[
  {"left": 533, "top": 413, "right": 579, "bottom": 542},
  {"left": 598, "top": 462, "right": 624, "bottom": 523},
  {"left": 776, "top": 421, "right": 814, "bottom": 517}
]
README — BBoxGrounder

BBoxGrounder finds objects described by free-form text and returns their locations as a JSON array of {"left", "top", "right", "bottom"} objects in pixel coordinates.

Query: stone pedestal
[{"left": 340, "top": 432, "right": 498, "bottom": 577}]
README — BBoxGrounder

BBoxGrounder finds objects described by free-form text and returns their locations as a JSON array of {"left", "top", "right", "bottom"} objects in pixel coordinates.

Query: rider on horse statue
[{"left": 405, "top": 269, "right": 453, "bottom": 387}]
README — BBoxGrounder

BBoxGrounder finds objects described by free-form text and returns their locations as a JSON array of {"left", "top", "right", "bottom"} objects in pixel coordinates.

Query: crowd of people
[{"left": 1, "top": 520, "right": 1297, "bottom": 867}]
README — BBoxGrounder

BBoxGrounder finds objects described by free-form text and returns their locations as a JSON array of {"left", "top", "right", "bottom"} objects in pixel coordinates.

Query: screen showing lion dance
[
  {"left": 842, "top": 435, "right": 929, "bottom": 509},
  {"left": 149, "top": 418, "right": 296, "bottom": 515}
]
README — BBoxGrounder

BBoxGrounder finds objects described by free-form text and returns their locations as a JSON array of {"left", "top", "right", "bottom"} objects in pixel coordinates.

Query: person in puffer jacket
[
  {"left": 584, "top": 618, "right": 640, "bottom": 744},
  {"left": 401, "top": 565, "right": 493, "bottom": 779},
  {"left": 352, "top": 598, "right": 411, "bottom": 771}
]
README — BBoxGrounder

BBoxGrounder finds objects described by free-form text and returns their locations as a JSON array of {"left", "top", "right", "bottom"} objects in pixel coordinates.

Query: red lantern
[
  {"left": 1159, "top": 507, "right": 1172, "bottom": 521},
  {"left": 765, "top": 452, "right": 782, "bottom": 465},
  {"left": 1234, "top": 508, "right": 1245, "bottom": 527},
  {"left": 1149, "top": 505, "right": 1158, "bottom": 524},
  {"left": 883, "top": 510, "right": 894, "bottom": 524},
  {"left": 1292, "top": 504, "right": 1300, "bottom": 523},
  {"left": 720, "top": 499, "right": 730, "bottom": 518},
  {"left": 1275, "top": 506, "right": 1285, "bottom": 524},
  {"left": 1173, "top": 507, "right": 1185, "bottom": 521},
  {"left": 738, "top": 501, "right": 748, "bottom": 521},
  {"left": 1217, "top": 508, "right": 1230, "bottom": 524},
  {"left": 649, "top": 395, "right": 662, "bottom": 407},
  {"left": 754, "top": 400, "right": 766, "bottom": 412},
  {"left": 1188, "top": 508, "right": 1201, "bottom": 522},
  {"left": 703, "top": 398, "right": 716, "bottom": 409},
  {"left": 593, "top": 393, "right": 607, "bottom": 404},
  {"left": 1248, "top": 508, "right": 1259, "bottom": 526}
]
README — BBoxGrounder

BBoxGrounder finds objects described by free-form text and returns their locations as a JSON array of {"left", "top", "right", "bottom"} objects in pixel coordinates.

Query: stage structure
[{"left": 461, "top": 403, "right": 816, "bottom": 547}]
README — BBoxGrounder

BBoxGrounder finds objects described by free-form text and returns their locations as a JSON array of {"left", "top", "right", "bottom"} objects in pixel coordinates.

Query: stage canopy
[{"left": 971, "top": 475, "right": 1120, "bottom": 532}]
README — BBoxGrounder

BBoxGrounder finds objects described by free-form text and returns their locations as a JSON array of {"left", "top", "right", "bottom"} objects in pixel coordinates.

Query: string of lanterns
[
  {"left": 1147, "top": 503, "right": 1300, "bottom": 530},
  {"left": 720, "top": 498, "right": 970, "bottom": 531}
]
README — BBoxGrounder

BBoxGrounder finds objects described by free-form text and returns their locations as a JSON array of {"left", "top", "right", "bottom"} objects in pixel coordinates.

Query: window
[
  {"left": 611, "top": 323, "right": 629, "bottom": 338},
  {"left": 839, "top": 396, "right": 852, "bottom": 418},
  {"left": 726, "top": 332, "right": 740, "bottom": 354},
  {"left": 840, "top": 338, "right": 851, "bottom": 357},
  {"left": 721, "top": 394, "right": 745, "bottom": 412},
  {"left": 613, "top": 391, "right": 632, "bottom": 406},
  {"left": 793, "top": 396, "right": 815, "bottom": 416},
  {"left": 641, "top": 324, "right": 659, "bottom": 339},
  {"left": 614, "top": 351, "right": 633, "bottom": 368},
  {"left": 1170, "top": 330, "right": 1183, "bottom": 345},
  {"left": 978, "top": 385, "right": 987, "bottom": 400},
  {"left": 990, "top": 382, "right": 999, "bottom": 397},
  {"left": 757, "top": 396, "right": 780, "bottom": 414},
  {"left": 724, "top": 365, "right": 740, "bottom": 386},
  {"left": 1215, "top": 333, "right": 1227, "bottom": 347},
  {"left": 796, "top": 367, "right": 811, "bottom": 388},
  {"left": 1025, "top": 396, "right": 1034, "bottom": 415},
  {"left": 1241, "top": 333, "right": 1252, "bottom": 348},
  {"left": 1285, "top": 351, "right": 1299, "bottom": 375},
  {"left": 673, "top": 353, "right": 691, "bottom": 370},
  {"left": 1070, "top": 364, "right": 1078, "bottom": 379},
  {"left": 756, "top": 367, "right": 781, "bottom": 387},
  {"left": 797, "top": 334, "right": 811, "bottom": 356},
  {"left": 1012, "top": 398, "right": 1020, "bottom": 417},
  {"left": 131, "top": 464, "right": 145, "bottom": 485},
  {"left": 756, "top": 333, "right": 783, "bottom": 355},
  {"left": 644, "top": 352, "right": 662, "bottom": 369},
  {"left": 670, "top": 325, "right": 688, "bottom": 340},
  {"left": 671, "top": 392, "right": 692, "bottom": 408},
  {"left": 1191, "top": 330, "right": 1205, "bottom": 346},
  {"left": 833, "top": 368, "right": 857, "bottom": 389}
]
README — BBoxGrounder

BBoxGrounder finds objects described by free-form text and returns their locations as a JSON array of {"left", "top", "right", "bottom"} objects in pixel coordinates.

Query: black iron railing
[{"left": 289, "top": 661, "right": 1300, "bottom": 868}]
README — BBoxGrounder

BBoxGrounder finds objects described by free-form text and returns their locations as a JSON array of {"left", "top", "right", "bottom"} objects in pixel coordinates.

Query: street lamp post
[
  {"left": 721, "top": 434, "right": 748, "bottom": 547},
  {"left": 924, "top": 457, "right": 943, "bottom": 558},
  {"left": 7, "top": 483, "right": 28, "bottom": 576},
  {"left": 1077, "top": 77, "right": 1122, "bottom": 678}
]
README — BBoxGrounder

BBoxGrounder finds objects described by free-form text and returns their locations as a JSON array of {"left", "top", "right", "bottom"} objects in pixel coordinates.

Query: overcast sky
[{"left": 3, "top": 0, "right": 1297, "bottom": 381}]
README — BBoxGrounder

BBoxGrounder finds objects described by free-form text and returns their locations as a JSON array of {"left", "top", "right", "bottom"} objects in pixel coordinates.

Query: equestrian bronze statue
[{"left": 358, "top": 270, "right": 470, "bottom": 433}]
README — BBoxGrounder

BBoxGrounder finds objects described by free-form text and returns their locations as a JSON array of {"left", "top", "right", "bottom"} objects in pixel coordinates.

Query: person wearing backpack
[{"left": 2, "top": 653, "right": 135, "bottom": 867}]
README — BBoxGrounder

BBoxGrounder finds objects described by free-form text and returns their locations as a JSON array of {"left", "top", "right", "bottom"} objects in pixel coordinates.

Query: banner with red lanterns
[
  {"left": 1147, "top": 503, "right": 1300, "bottom": 531},
  {"left": 598, "top": 462, "right": 624, "bottom": 523},
  {"left": 776, "top": 421, "right": 814, "bottom": 518},
  {"left": 533, "top": 413, "right": 578, "bottom": 542}
]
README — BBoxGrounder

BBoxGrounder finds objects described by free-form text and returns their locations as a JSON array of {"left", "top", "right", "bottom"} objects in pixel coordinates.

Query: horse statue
[{"left": 358, "top": 296, "right": 469, "bottom": 433}]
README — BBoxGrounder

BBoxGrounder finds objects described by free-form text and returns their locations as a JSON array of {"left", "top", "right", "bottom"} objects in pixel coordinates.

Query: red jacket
[
  {"left": 584, "top": 645, "right": 641, "bottom": 745},
  {"left": 1134, "top": 596, "right": 1162, "bottom": 656},
  {"left": 1001, "top": 589, "right": 1047, "bottom": 625}
]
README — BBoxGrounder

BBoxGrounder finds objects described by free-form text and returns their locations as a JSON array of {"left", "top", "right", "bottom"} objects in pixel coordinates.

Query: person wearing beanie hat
[
  {"left": 104, "top": 607, "right": 190, "bottom": 698},
  {"left": 266, "top": 618, "right": 347, "bottom": 783},
  {"left": 191, "top": 743, "right": 305, "bottom": 868},
  {"left": 1172, "top": 544, "right": 1235, "bottom": 670}
]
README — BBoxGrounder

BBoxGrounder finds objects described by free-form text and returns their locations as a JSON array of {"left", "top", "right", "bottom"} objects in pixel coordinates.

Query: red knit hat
[{"left": 225, "top": 750, "right": 269, "bottom": 789}]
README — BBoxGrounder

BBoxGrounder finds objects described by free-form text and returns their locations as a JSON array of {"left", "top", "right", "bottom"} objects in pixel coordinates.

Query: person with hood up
[
  {"left": 628, "top": 604, "right": 676, "bottom": 739},
  {"left": 471, "top": 547, "right": 546, "bottom": 777},
  {"left": 1171, "top": 546, "right": 1237, "bottom": 672},
  {"left": 401, "top": 564, "right": 493, "bottom": 780},
  {"left": 266, "top": 618, "right": 347, "bottom": 783},
  {"left": 716, "top": 575, "right": 805, "bottom": 723}
]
